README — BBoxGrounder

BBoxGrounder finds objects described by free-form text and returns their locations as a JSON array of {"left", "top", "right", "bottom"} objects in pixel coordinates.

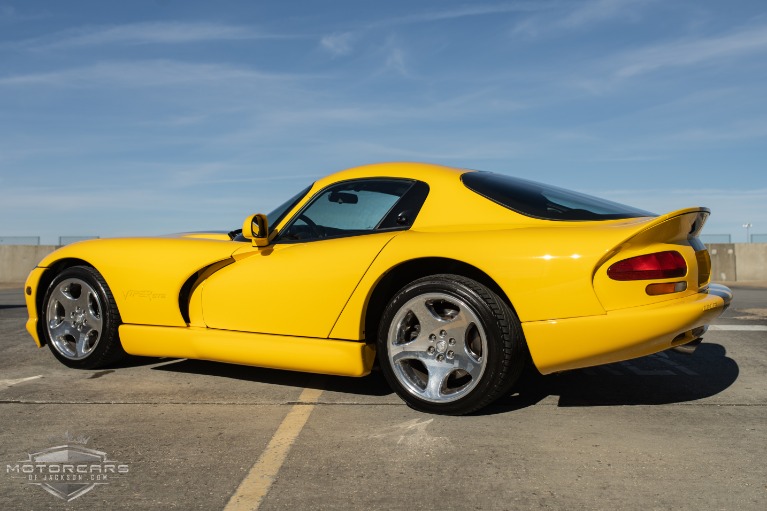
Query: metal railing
[
  {"left": 0, "top": 236, "right": 41, "bottom": 245},
  {"left": 699, "top": 234, "right": 731, "bottom": 244},
  {"left": 58, "top": 236, "right": 100, "bottom": 246}
]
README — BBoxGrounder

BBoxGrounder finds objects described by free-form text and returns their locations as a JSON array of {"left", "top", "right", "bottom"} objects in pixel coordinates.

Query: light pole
[{"left": 743, "top": 223, "right": 752, "bottom": 243}]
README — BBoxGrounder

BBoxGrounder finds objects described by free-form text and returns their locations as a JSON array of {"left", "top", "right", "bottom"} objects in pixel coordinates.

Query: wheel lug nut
[
  {"left": 429, "top": 334, "right": 436, "bottom": 341},
  {"left": 427, "top": 346, "right": 435, "bottom": 355},
  {"left": 448, "top": 338, "right": 456, "bottom": 346},
  {"left": 447, "top": 350, "right": 454, "bottom": 359},
  {"left": 440, "top": 330, "right": 447, "bottom": 338},
  {"left": 437, "top": 354, "right": 445, "bottom": 362}
]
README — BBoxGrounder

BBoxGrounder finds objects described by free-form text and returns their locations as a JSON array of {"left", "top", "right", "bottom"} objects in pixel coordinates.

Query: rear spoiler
[
  {"left": 628, "top": 207, "right": 709, "bottom": 243},
  {"left": 595, "top": 207, "right": 711, "bottom": 269}
]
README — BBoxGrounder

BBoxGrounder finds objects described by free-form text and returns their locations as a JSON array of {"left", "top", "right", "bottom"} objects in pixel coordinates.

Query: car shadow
[
  {"left": 152, "top": 358, "right": 395, "bottom": 397},
  {"left": 146, "top": 343, "right": 738, "bottom": 408},
  {"left": 109, "top": 355, "right": 177, "bottom": 369},
  {"left": 481, "top": 343, "right": 739, "bottom": 415}
]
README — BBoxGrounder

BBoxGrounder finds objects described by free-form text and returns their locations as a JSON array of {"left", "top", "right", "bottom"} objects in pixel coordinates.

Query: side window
[{"left": 279, "top": 179, "right": 417, "bottom": 242}]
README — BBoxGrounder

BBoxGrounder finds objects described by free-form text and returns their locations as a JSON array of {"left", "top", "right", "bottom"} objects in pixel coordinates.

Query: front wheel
[
  {"left": 41, "top": 266, "right": 126, "bottom": 369},
  {"left": 377, "top": 274, "right": 526, "bottom": 415}
]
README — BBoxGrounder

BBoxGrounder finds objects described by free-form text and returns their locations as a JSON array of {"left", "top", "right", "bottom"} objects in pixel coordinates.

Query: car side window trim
[{"left": 376, "top": 180, "right": 430, "bottom": 230}]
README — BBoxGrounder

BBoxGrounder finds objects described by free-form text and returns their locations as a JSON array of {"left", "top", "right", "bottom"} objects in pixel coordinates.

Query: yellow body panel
[
  {"left": 119, "top": 325, "right": 375, "bottom": 377},
  {"left": 24, "top": 267, "right": 46, "bottom": 347},
  {"left": 524, "top": 284, "right": 732, "bottom": 373},
  {"left": 329, "top": 221, "right": 661, "bottom": 340},
  {"left": 200, "top": 232, "right": 397, "bottom": 338},
  {"left": 592, "top": 208, "right": 710, "bottom": 311},
  {"left": 179, "top": 232, "right": 232, "bottom": 241},
  {"left": 24, "top": 162, "right": 731, "bottom": 381},
  {"left": 34, "top": 237, "right": 238, "bottom": 326},
  {"left": 267, "top": 163, "right": 546, "bottom": 237}
]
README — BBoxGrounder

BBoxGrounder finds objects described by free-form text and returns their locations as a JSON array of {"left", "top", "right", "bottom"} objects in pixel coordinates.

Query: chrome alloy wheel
[
  {"left": 387, "top": 292, "right": 488, "bottom": 403},
  {"left": 45, "top": 278, "right": 104, "bottom": 360}
]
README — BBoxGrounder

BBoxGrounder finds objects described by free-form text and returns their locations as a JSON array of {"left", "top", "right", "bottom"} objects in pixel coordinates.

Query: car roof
[
  {"left": 309, "top": 162, "right": 525, "bottom": 230},
  {"left": 314, "top": 162, "right": 467, "bottom": 190}
]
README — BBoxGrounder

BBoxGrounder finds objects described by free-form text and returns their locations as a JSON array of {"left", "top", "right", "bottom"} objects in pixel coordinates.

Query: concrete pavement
[{"left": 1, "top": 286, "right": 765, "bottom": 510}]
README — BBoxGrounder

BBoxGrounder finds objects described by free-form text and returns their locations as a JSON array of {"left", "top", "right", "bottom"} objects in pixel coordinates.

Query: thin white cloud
[
  {"left": 320, "top": 32, "right": 354, "bottom": 56},
  {"left": 512, "top": 0, "right": 652, "bottom": 37},
  {"left": 11, "top": 21, "right": 295, "bottom": 50},
  {"left": 665, "top": 119, "right": 767, "bottom": 143},
  {"left": 250, "top": 88, "right": 526, "bottom": 131},
  {"left": 593, "top": 187, "right": 767, "bottom": 237},
  {"left": 384, "top": 45, "right": 409, "bottom": 77},
  {"left": 614, "top": 24, "right": 767, "bottom": 78},
  {"left": 370, "top": 2, "right": 552, "bottom": 28},
  {"left": 559, "top": 0, "right": 647, "bottom": 29},
  {"left": 0, "top": 60, "right": 309, "bottom": 88},
  {"left": 330, "top": 140, "right": 528, "bottom": 162},
  {"left": 317, "top": 2, "right": 553, "bottom": 57}
]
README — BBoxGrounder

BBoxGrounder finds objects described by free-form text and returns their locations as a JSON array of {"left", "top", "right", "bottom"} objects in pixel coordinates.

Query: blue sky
[{"left": 0, "top": 0, "right": 765, "bottom": 243}]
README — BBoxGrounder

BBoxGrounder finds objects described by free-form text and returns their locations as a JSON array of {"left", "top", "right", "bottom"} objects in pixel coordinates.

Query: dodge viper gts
[{"left": 24, "top": 162, "right": 732, "bottom": 414}]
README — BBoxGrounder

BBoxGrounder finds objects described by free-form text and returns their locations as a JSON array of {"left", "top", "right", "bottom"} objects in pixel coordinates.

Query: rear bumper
[{"left": 523, "top": 284, "right": 732, "bottom": 374}]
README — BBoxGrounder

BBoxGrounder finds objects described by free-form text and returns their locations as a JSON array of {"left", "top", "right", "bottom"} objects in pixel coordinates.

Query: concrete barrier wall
[
  {"left": 0, "top": 246, "right": 57, "bottom": 284},
  {"left": 1, "top": 243, "right": 765, "bottom": 284},
  {"left": 707, "top": 244, "right": 737, "bottom": 282},
  {"left": 734, "top": 243, "right": 767, "bottom": 281}
]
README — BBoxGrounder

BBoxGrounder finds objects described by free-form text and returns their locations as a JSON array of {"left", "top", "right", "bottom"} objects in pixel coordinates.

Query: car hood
[{"left": 162, "top": 231, "right": 234, "bottom": 241}]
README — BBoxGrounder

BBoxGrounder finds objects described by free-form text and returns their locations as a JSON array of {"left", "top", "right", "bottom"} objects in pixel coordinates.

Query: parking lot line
[
  {"left": 709, "top": 325, "right": 767, "bottom": 331},
  {"left": 0, "top": 375, "right": 42, "bottom": 390},
  {"left": 223, "top": 385, "right": 323, "bottom": 511}
]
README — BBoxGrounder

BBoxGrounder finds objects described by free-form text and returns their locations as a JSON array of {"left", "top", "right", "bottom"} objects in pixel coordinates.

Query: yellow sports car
[{"left": 24, "top": 162, "right": 732, "bottom": 414}]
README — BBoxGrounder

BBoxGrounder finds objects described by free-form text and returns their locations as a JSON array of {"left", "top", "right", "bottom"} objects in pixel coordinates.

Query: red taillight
[{"left": 607, "top": 251, "right": 687, "bottom": 281}]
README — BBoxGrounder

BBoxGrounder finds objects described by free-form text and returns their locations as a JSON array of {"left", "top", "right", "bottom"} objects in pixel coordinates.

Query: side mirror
[{"left": 242, "top": 213, "right": 269, "bottom": 247}]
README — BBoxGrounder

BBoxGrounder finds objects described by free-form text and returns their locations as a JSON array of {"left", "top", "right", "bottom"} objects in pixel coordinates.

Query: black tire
[
  {"left": 41, "top": 266, "right": 126, "bottom": 369},
  {"left": 377, "top": 274, "right": 526, "bottom": 415}
]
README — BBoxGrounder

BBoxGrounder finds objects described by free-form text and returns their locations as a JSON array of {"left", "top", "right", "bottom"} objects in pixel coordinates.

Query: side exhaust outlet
[
  {"left": 672, "top": 338, "right": 703, "bottom": 355},
  {"left": 671, "top": 326, "right": 707, "bottom": 355}
]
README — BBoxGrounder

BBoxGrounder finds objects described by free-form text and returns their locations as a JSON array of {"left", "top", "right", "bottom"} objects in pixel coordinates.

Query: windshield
[
  {"left": 462, "top": 172, "right": 654, "bottom": 221},
  {"left": 266, "top": 185, "right": 313, "bottom": 233}
]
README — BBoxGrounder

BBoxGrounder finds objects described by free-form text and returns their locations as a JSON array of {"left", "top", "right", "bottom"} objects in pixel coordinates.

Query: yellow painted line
[{"left": 224, "top": 386, "right": 323, "bottom": 511}]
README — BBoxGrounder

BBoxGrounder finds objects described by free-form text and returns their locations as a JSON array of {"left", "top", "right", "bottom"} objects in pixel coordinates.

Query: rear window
[{"left": 462, "top": 171, "right": 655, "bottom": 221}]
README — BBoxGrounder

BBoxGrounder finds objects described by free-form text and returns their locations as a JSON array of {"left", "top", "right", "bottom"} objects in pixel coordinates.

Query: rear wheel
[
  {"left": 377, "top": 274, "right": 526, "bottom": 415},
  {"left": 41, "top": 266, "right": 126, "bottom": 369}
]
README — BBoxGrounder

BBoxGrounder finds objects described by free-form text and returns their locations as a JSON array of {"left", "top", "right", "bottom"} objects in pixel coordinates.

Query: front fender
[{"left": 33, "top": 238, "right": 240, "bottom": 327}]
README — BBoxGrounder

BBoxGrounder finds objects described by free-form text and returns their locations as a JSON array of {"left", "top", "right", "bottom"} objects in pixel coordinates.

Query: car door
[{"left": 200, "top": 178, "right": 428, "bottom": 339}]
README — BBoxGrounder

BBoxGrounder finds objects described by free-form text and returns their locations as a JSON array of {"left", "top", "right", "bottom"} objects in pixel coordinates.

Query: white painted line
[
  {"left": 224, "top": 386, "right": 323, "bottom": 511},
  {"left": 0, "top": 375, "right": 42, "bottom": 390},
  {"left": 709, "top": 325, "right": 767, "bottom": 331}
]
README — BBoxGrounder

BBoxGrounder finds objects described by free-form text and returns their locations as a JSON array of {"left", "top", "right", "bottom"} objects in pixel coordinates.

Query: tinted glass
[
  {"left": 267, "top": 185, "right": 312, "bottom": 233},
  {"left": 462, "top": 172, "right": 654, "bottom": 221},
  {"left": 279, "top": 179, "right": 414, "bottom": 242}
]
